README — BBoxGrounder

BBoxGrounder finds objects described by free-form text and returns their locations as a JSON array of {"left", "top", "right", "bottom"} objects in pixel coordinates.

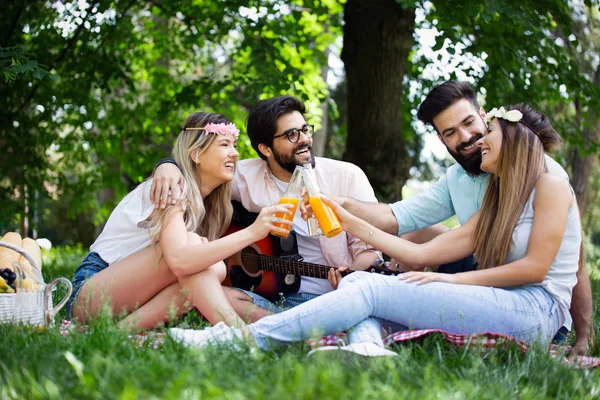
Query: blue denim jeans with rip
[{"left": 247, "top": 271, "right": 562, "bottom": 350}]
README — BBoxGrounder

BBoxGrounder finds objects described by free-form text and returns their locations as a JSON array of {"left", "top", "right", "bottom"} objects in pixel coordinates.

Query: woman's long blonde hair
[
  {"left": 473, "top": 104, "right": 563, "bottom": 269},
  {"left": 151, "top": 112, "right": 233, "bottom": 243}
]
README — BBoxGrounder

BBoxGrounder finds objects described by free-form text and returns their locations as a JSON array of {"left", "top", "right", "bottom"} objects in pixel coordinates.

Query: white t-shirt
[
  {"left": 90, "top": 180, "right": 156, "bottom": 264},
  {"left": 271, "top": 174, "right": 332, "bottom": 296}
]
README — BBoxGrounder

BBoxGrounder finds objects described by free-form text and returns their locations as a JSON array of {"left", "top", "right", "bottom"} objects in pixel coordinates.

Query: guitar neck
[{"left": 258, "top": 254, "right": 348, "bottom": 279}]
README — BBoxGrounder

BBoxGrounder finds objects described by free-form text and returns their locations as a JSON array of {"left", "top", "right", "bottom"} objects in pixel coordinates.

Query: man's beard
[
  {"left": 272, "top": 143, "right": 316, "bottom": 174},
  {"left": 447, "top": 134, "right": 483, "bottom": 175}
]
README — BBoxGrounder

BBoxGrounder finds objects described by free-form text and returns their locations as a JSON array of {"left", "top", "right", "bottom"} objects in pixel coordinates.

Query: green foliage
[
  {"left": 0, "top": 46, "right": 57, "bottom": 84},
  {"left": 592, "top": 232, "right": 600, "bottom": 247},
  {"left": 1, "top": 0, "right": 342, "bottom": 238},
  {"left": 2, "top": 0, "right": 600, "bottom": 241},
  {"left": 423, "top": 0, "right": 600, "bottom": 143}
]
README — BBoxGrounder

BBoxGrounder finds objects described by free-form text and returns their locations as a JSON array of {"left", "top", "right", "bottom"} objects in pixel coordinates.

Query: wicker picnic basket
[{"left": 0, "top": 241, "right": 72, "bottom": 326}]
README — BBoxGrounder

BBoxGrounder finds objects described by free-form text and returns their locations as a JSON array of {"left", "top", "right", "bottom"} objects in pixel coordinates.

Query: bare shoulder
[{"left": 534, "top": 173, "right": 572, "bottom": 206}]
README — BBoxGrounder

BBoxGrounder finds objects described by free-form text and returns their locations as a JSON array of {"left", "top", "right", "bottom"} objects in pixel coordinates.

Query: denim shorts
[
  {"left": 235, "top": 288, "right": 320, "bottom": 314},
  {"left": 65, "top": 252, "right": 109, "bottom": 319}
]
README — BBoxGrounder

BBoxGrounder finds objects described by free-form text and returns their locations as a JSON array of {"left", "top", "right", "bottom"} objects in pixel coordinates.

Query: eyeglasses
[{"left": 272, "top": 125, "right": 314, "bottom": 143}]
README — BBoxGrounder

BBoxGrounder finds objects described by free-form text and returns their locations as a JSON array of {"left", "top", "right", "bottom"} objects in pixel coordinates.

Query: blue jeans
[
  {"left": 247, "top": 271, "right": 562, "bottom": 350},
  {"left": 438, "top": 255, "right": 568, "bottom": 343},
  {"left": 65, "top": 252, "right": 109, "bottom": 319},
  {"left": 238, "top": 289, "right": 380, "bottom": 345}
]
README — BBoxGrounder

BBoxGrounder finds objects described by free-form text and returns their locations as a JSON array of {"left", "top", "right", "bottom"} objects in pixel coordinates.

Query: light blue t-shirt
[{"left": 389, "top": 154, "right": 568, "bottom": 236}]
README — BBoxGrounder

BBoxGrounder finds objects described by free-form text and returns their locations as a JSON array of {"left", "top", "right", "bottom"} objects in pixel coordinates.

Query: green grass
[{"left": 1, "top": 246, "right": 599, "bottom": 399}]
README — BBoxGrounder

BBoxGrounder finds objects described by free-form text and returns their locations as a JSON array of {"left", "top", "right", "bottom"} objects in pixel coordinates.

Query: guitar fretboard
[
  {"left": 257, "top": 253, "right": 348, "bottom": 279},
  {"left": 238, "top": 252, "right": 393, "bottom": 279}
]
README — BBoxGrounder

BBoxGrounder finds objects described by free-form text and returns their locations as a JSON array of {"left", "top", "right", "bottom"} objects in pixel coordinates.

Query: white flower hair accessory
[{"left": 486, "top": 107, "right": 523, "bottom": 123}]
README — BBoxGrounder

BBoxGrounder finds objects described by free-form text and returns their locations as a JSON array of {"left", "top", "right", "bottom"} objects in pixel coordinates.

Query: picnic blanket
[{"left": 59, "top": 320, "right": 600, "bottom": 369}]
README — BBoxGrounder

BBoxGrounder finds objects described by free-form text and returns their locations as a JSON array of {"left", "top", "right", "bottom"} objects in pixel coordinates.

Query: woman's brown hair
[{"left": 473, "top": 104, "right": 563, "bottom": 269}]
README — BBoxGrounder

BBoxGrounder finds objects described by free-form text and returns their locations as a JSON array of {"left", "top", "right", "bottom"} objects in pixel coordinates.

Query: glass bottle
[
  {"left": 270, "top": 166, "right": 302, "bottom": 238},
  {"left": 300, "top": 165, "right": 342, "bottom": 238},
  {"left": 304, "top": 189, "right": 324, "bottom": 237}
]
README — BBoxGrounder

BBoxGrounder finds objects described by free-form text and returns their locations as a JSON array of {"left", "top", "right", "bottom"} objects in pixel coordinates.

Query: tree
[
  {"left": 413, "top": 0, "right": 600, "bottom": 205},
  {"left": 2, "top": 0, "right": 600, "bottom": 243},
  {"left": 1, "top": 0, "right": 341, "bottom": 242},
  {"left": 564, "top": 5, "right": 600, "bottom": 213},
  {"left": 342, "top": 0, "right": 416, "bottom": 202},
  {"left": 338, "top": 0, "right": 600, "bottom": 202}
]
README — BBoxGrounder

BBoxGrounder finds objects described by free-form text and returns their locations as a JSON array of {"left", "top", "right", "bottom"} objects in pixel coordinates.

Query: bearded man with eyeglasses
[{"left": 152, "top": 96, "right": 382, "bottom": 333}]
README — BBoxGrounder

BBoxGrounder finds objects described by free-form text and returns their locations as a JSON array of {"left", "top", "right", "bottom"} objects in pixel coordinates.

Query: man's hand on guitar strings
[{"left": 328, "top": 264, "right": 349, "bottom": 290}]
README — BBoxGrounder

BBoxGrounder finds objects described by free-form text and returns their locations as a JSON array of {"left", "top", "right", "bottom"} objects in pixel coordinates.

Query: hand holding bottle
[
  {"left": 320, "top": 195, "right": 359, "bottom": 230},
  {"left": 301, "top": 166, "right": 342, "bottom": 238},
  {"left": 250, "top": 204, "right": 295, "bottom": 239},
  {"left": 299, "top": 192, "right": 346, "bottom": 221},
  {"left": 270, "top": 166, "right": 303, "bottom": 238}
]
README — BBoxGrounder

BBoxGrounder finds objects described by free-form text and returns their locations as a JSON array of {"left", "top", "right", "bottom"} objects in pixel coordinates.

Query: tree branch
[
  {"left": 3, "top": 1, "right": 29, "bottom": 47},
  {"left": 10, "top": 1, "right": 101, "bottom": 121},
  {"left": 92, "top": 0, "right": 138, "bottom": 58}
]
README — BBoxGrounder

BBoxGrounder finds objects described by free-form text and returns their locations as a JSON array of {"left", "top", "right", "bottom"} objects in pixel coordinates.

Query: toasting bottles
[
  {"left": 300, "top": 165, "right": 342, "bottom": 238},
  {"left": 270, "top": 166, "right": 302, "bottom": 238}
]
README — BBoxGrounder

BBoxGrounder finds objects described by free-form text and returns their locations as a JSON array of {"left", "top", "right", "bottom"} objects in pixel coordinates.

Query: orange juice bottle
[
  {"left": 301, "top": 165, "right": 342, "bottom": 238},
  {"left": 270, "top": 166, "right": 302, "bottom": 238},
  {"left": 303, "top": 191, "right": 324, "bottom": 237}
]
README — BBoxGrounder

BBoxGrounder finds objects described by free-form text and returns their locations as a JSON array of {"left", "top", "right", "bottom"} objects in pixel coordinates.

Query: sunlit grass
[{"left": 0, "top": 246, "right": 598, "bottom": 398}]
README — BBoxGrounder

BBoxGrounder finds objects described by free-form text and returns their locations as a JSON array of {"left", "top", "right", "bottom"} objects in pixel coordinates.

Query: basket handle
[
  {"left": 0, "top": 240, "right": 73, "bottom": 324},
  {"left": 44, "top": 277, "right": 73, "bottom": 324},
  {"left": 0, "top": 240, "right": 41, "bottom": 277}
]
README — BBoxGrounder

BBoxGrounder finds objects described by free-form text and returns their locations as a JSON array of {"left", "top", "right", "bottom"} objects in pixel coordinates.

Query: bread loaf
[
  {"left": 0, "top": 232, "right": 23, "bottom": 271},
  {"left": 19, "top": 238, "right": 43, "bottom": 279}
]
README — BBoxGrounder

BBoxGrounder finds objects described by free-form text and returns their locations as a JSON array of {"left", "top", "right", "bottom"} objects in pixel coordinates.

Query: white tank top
[{"left": 503, "top": 187, "right": 581, "bottom": 324}]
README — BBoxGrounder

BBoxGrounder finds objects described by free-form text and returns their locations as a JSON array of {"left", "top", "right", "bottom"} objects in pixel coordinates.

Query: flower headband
[
  {"left": 486, "top": 107, "right": 522, "bottom": 123},
  {"left": 486, "top": 107, "right": 537, "bottom": 136},
  {"left": 184, "top": 122, "right": 240, "bottom": 138}
]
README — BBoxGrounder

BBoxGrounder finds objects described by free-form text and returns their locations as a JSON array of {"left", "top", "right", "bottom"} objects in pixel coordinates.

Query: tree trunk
[
  {"left": 19, "top": 184, "right": 29, "bottom": 236},
  {"left": 341, "top": 0, "right": 415, "bottom": 202},
  {"left": 95, "top": 187, "right": 115, "bottom": 238},
  {"left": 570, "top": 65, "right": 600, "bottom": 214}
]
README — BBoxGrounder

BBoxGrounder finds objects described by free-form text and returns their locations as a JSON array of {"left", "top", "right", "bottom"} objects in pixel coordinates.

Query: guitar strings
[
  {"left": 239, "top": 253, "right": 333, "bottom": 278},
  {"left": 237, "top": 253, "right": 393, "bottom": 277}
]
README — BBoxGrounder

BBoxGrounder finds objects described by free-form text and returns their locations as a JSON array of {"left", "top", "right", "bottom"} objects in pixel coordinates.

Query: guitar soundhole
[{"left": 240, "top": 246, "right": 261, "bottom": 275}]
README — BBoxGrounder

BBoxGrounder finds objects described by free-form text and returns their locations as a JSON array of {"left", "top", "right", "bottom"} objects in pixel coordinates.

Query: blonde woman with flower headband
[
  {"left": 169, "top": 104, "right": 582, "bottom": 353},
  {"left": 66, "top": 111, "right": 293, "bottom": 331}
]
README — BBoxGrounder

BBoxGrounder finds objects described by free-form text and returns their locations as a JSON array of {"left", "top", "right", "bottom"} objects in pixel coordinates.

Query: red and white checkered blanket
[
  {"left": 59, "top": 320, "right": 600, "bottom": 369},
  {"left": 311, "top": 329, "right": 600, "bottom": 369}
]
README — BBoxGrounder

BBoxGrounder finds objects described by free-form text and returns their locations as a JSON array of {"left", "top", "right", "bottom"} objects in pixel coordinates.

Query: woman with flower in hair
[
  {"left": 67, "top": 112, "right": 293, "bottom": 331},
  {"left": 170, "top": 104, "right": 582, "bottom": 355}
]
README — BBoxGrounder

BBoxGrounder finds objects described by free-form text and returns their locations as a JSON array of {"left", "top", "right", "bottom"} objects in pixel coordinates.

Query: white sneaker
[
  {"left": 169, "top": 322, "right": 245, "bottom": 348},
  {"left": 308, "top": 341, "right": 397, "bottom": 357},
  {"left": 343, "top": 342, "right": 398, "bottom": 357}
]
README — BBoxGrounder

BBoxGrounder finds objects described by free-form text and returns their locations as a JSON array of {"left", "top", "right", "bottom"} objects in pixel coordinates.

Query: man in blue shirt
[{"left": 336, "top": 81, "right": 593, "bottom": 355}]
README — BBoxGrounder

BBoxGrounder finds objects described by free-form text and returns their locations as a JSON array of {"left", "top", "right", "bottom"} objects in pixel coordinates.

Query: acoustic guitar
[{"left": 222, "top": 201, "right": 397, "bottom": 302}]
